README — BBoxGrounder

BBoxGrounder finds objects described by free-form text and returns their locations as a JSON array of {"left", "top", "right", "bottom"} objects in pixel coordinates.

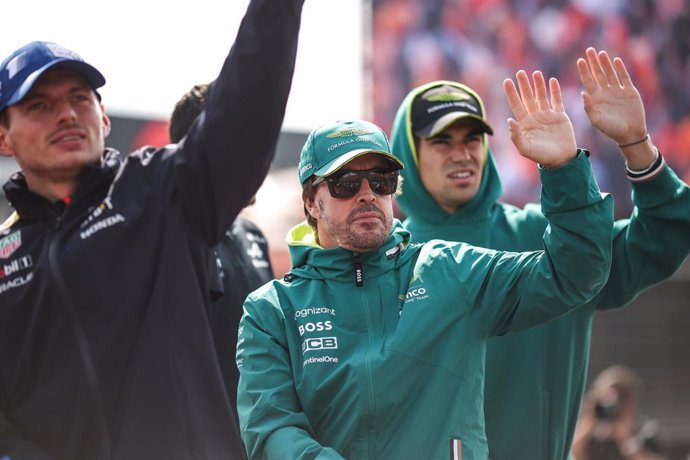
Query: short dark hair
[
  {"left": 169, "top": 83, "right": 209, "bottom": 143},
  {"left": 302, "top": 178, "right": 318, "bottom": 237}
]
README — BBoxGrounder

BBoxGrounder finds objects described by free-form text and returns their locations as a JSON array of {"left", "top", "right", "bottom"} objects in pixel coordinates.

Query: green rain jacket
[
  {"left": 237, "top": 151, "right": 614, "bottom": 460},
  {"left": 390, "top": 81, "right": 690, "bottom": 460}
]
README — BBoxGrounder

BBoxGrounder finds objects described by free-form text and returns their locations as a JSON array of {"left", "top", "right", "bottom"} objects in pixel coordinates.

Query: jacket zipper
[
  {"left": 360, "top": 280, "right": 376, "bottom": 459},
  {"left": 48, "top": 205, "right": 112, "bottom": 460}
]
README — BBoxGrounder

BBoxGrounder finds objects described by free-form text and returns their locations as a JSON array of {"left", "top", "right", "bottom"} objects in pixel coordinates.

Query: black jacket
[
  {"left": 0, "top": 0, "right": 303, "bottom": 458},
  {"left": 211, "top": 216, "right": 273, "bottom": 421}
]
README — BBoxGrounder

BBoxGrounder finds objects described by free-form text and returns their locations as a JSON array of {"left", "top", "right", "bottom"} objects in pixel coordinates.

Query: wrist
[
  {"left": 618, "top": 133, "right": 649, "bottom": 149},
  {"left": 625, "top": 148, "right": 665, "bottom": 183},
  {"left": 540, "top": 148, "right": 587, "bottom": 170}
]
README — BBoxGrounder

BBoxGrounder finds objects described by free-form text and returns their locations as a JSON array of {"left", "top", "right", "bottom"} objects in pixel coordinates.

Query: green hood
[
  {"left": 390, "top": 80, "right": 503, "bottom": 227},
  {"left": 285, "top": 219, "right": 417, "bottom": 282}
]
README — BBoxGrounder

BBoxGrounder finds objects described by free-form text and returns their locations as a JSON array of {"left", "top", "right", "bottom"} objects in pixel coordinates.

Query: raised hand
[
  {"left": 577, "top": 47, "right": 647, "bottom": 146},
  {"left": 503, "top": 70, "right": 577, "bottom": 169}
]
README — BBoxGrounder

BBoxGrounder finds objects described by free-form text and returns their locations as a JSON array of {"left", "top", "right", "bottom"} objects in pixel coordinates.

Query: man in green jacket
[
  {"left": 389, "top": 48, "right": 690, "bottom": 460},
  {"left": 236, "top": 70, "right": 613, "bottom": 459}
]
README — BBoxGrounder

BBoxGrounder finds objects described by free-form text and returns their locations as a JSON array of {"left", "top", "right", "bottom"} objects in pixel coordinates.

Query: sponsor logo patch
[
  {"left": 0, "top": 231, "right": 21, "bottom": 259},
  {"left": 302, "top": 336, "right": 338, "bottom": 354},
  {"left": 80, "top": 214, "right": 125, "bottom": 239},
  {"left": 0, "top": 272, "right": 33, "bottom": 294},
  {"left": 404, "top": 286, "right": 429, "bottom": 303},
  {"left": 303, "top": 355, "right": 339, "bottom": 367},
  {"left": 298, "top": 320, "right": 333, "bottom": 336},
  {"left": 0, "top": 255, "right": 33, "bottom": 279},
  {"left": 326, "top": 128, "right": 376, "bottom": 138}
]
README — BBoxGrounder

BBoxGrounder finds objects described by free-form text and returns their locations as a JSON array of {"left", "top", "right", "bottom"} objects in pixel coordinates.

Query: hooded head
[{"left": 390, "top": 80, "right": 503, "bottom": 227}]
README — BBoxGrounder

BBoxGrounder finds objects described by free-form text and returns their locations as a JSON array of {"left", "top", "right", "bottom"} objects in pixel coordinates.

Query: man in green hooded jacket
[
  {"left": 389, "top": 48, "right": 690, "bottom": 460},
  {"left": 236, "top": 70, "right": 613, "bottom": 459}
]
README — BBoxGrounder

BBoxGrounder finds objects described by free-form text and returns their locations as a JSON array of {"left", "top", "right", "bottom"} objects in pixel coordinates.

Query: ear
[
  {"left": 0, "top": 127, "right": 15, "bottom": 158},
  {"left": 100, "top": 104, "right": 111, "bottom": 138},
  {"left": 304, "top": 195, "right": 321, "bottom": 221}
]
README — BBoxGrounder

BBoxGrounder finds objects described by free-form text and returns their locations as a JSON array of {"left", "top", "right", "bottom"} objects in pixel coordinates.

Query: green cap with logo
[{"left": 298, "top": 119, "right": 404, "bottom": 184}]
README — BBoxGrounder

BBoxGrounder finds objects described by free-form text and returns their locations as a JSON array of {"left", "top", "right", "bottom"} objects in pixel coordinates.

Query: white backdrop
[{"left": 0, "top": 0, "right": 365, "bottom": 131}]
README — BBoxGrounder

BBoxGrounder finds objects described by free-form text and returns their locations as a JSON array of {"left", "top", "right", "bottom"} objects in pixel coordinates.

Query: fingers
[
  {"left": 596, "top": 49, "right": 621, "bottom": 87},
  {"left": 503, "top": 77, "right": 527, "bottom": 120},
  {"left": 533, "top": 71, "right": 550, "bottom": 112},
  {"left": 585, "top": 47, "right": 609, "bottom": 88},
  {"left": 516, "top": 70, "right": 538, "bottom": 113},
  {"left": 581, "top": 47, "right": 626, "bottom": 89},
  {"left": 504, "top": 70, "right": 558, "bottom": 116},
  {"left": 577, "top": 55, "right": 596, "bottom": 94},
  {"left": 549, "top": 77, "right": 564, "bottom": 112},
  {"left": 612, "top": 56, "right": 633, "bottom": 88}
]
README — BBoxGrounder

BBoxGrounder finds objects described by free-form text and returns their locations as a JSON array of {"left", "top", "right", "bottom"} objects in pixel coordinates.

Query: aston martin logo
[
  {"left": 423, "top": 85, "right": 472, "bottom": 102},
  {"left": 327, "top": 128, "right": 376, "bottom": 138}
]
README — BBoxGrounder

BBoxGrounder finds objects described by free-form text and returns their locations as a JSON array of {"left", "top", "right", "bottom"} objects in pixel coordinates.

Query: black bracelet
[
  {"left": 618, "top": 133, "right": 649, "bottom": 149},
  {"left": 625, "top": 148, "right": 665, "bottom": 182}
]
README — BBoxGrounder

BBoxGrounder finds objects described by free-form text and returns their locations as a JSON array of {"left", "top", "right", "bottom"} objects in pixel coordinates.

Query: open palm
[
  {"left": 577, "top": 47, "right": 647, "bottom": 144},
  {"left": 503, "top": 70, "right": 577, "bottom": 169}
]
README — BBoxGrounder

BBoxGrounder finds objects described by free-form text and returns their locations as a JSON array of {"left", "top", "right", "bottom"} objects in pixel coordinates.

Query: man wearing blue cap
[
  {"left": 0, "top": 0, "right": 304, "bottom": 459},
  {"left": 235, "top": 70, "right": 614, "bottom": 459}
]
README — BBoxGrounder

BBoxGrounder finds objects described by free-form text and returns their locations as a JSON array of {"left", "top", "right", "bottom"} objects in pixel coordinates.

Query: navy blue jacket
[
  {"left": 212, "top": 216, "right": 273, "bottom": 422},
  {"left": 0, "top": 0, "right": 303, "bottom": 458}
]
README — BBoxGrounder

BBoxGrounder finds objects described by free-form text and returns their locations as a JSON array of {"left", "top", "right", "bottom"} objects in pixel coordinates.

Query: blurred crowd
[{"left": 371, "top": 0, "right": 690, "bottom": 217}]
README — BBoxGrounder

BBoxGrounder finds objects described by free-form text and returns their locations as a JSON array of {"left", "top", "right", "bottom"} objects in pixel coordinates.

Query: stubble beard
[{"left": 319, "top": 200, "right": 392, "bottom": 252}]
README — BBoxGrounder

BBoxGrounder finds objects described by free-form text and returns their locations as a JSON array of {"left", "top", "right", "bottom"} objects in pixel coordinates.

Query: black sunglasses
[{"left": 312, "top": 168, "right": 399, "bottom": 199}]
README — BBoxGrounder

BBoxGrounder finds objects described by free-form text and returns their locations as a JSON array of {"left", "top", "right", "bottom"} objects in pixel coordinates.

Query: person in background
[
  {"left": 236, "top": 65, "right": 615, "bottom": 458},
  {"left": 389, "top": 48, "right": 690, "bottom": 460},
  {"left": 169, "top": 82, "right": 274, "bottom": 425},
  {"left": 572, "top": 365, "right": 666, "bottom": 460},
  {"left": 0, "top": 0, "right": 304, "bottom": 458}
]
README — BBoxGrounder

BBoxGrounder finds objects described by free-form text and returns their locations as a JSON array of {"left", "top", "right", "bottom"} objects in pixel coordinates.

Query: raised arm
[
  {"left": 503, "top": 70, "right": 578, "bottom": 168},
  {"left": 176, "top": 0, "right": 305, "bottom": 243},
  {"left": 577, "top": 47, "right": 654, "bottom": 171},
  {"left": 461, "top": 70, "right": 613, "bottom": 334},
  {"left": 577, "top": 47, "right": 690, "bottom": 309}
]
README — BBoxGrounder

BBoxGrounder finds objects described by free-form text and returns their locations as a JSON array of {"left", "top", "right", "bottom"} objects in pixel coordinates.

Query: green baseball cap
[{"left": 298, "top": 119, "right": 404, "bottom": 184}]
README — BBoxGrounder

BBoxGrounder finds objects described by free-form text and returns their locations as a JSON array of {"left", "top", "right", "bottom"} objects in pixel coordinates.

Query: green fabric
[
  {"left": 390, "top": 81, "right": 690, "bottom": 460},
  {"left": 236, "top": 153, "right": 615, "bottom": 459},
  {"left": 296, "top": 119, "right": 403, "bottom": 184}
]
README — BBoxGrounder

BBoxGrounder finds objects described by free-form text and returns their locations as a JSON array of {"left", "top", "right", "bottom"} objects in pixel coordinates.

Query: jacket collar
[
  {"left": 3, "top": 149, "right": 121, "bottom": 224},
  {"left": 286, "top": 219, "right": 417, "bottom": 284}
]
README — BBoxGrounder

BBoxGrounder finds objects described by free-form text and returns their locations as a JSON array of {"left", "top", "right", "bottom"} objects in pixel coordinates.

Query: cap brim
[
  {"left": 314, "top": 149, "right": 404, "bottom": 177},
  {"left": 7, "top": 59, "right": 106, "bottom": 107},
  {"left": 415, "top": 112, "right": 494, "bottom": 138}
]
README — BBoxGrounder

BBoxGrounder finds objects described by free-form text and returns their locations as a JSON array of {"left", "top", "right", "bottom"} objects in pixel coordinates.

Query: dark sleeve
[
  {"left": 174, "top": 0, "right": 304, "bottom": 244},
  {"left": 0, "top": 414, "right": 54, "bottom": 460}
]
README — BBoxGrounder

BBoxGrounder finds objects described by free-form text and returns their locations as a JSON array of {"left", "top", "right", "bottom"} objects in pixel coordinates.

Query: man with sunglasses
[
  {"left": 389, "top": 49, "right": 690, "bottom": 460},
  {"left": 236, "top": 67, "right": 615, "bottom": 459}
]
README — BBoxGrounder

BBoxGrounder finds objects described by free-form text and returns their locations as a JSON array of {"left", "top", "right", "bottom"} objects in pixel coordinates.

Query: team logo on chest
[
  {"left": 0, "top": 231, "right": 21, "bottom": 259},
  {"left": 80, "top": 197, "right": 126, "bottom": 240}
]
